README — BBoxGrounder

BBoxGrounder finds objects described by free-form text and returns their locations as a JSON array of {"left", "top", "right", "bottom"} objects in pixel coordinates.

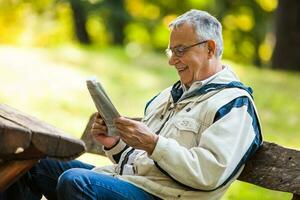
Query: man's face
[{"left": 168, "top": 23, "right": 209, "bottom": 87}]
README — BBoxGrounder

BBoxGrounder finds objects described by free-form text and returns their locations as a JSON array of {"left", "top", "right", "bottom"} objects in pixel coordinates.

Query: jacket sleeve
[
  {"left": 104, "top": 139, "right": 129, "bottom": 164},
  {"left": 150, "top": 97, "right": 262, "bottom": 190}
]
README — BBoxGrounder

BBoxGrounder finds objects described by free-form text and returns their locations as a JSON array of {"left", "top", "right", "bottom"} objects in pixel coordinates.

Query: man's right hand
[{"left": 91, "top": 113, "right": 120, "bottom": 149}]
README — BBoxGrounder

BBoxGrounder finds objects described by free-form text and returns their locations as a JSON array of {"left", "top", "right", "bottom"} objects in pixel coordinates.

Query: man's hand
[
  {"left": 90, "top": 113, "right": 120, "bottom": 149},
  {"left": 114, "top": 117, "right": 158, "bottom": 155}
]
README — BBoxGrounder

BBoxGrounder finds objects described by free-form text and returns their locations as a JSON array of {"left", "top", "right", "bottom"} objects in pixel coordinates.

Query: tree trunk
[
  {"left": 272, "top": 0, "right": 300, "bottom": 70},
  {"left": 69, "top": 0, "right": 91, "bottom": 44},
  {"left": 106, "top": 0, "right": 129, "bottom": 45}
]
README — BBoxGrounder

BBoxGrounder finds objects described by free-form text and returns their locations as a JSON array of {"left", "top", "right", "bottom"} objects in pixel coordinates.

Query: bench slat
[
  {"left": 0, "top": 104, "right": 86, "bottom": 160},
  {"left": 0, "top": 159, "right": 38, "bottom": 192}
]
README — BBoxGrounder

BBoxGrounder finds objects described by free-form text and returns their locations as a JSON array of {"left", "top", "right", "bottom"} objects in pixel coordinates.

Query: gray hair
[{"left": 169, "top": 9, "right": 223, "bottom": 58}]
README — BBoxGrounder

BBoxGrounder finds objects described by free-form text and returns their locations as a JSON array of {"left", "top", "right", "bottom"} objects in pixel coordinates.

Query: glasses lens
[
  {"left": 175, "top": 47, "right": 185, "bottom": 57},
  {"left": 165, "top": 46, "right": 186, "bottom": 58}
]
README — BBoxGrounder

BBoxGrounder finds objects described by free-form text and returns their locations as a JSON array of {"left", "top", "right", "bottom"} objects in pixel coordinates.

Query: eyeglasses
[{"left": 165, "top": 40, "right": 208, "bottom": 58}]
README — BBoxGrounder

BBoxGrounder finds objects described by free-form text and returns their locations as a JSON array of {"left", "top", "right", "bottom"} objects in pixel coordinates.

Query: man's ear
[{"left": 206, "top": 40, "right": 216, "bottom": 59}]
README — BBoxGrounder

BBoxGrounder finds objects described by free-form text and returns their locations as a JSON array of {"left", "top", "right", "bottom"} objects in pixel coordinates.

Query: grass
[{"left": 0, "top": 44, "right": 299, "bottom": 199}]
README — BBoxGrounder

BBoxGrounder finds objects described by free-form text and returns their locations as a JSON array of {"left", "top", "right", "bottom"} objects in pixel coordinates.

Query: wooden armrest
[
  {"left": 0, "top": 104, "right": 87, "bottom": 192},
  {"left": 0, "top": 159, "right": 39, "bottom": 192}
]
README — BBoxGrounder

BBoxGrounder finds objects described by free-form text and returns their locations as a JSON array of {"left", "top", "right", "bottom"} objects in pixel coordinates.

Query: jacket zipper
[
  {"left": 156, "top": 105, "right": 175, "bottom": 135},
  {"left": 119, "top": 148, "right": 135, "bottom": 175}
]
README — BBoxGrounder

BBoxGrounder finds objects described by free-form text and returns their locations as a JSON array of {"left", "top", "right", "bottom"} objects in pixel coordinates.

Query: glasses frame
[{"left": 165, "top": 40, "right": 208, "bottom": 58}]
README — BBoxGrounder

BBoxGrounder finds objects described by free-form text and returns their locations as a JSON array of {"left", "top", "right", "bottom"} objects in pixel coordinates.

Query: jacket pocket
[
  {"left": 133, "top": 151, "right": 155, "bottom": 175},
  {"left": 172, "top": 117, "right": 200, "bottom": 148}
]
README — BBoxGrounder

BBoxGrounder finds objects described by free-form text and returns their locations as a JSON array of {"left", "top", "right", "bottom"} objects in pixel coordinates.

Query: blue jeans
[{"left": 3, "top": 158, "right": 161, "bottom": 200}]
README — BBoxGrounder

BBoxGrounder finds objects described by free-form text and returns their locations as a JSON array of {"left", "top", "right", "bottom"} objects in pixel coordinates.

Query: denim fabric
[
  {"left": 2, "top": 158, "right": 160, "bottom": 200},
  {"left": 57, "top": 168, "right": 160, "bottom": 200},
  {"left": 3, "top": 159, "right": 94, "bottom": 200}
]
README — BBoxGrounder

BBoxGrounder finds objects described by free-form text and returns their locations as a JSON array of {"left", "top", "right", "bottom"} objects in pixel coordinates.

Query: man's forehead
[{"left": 169, "top": 23, "right": 197, "bottom": 47}]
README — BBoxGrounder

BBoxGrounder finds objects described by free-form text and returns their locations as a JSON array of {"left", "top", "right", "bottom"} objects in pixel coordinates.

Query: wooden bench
[
  {"left": 81, "top": 113, "right": 300, "bottom": 200},
  {"left": 0, "top": 104, "right": 86, "bottom": 192}
]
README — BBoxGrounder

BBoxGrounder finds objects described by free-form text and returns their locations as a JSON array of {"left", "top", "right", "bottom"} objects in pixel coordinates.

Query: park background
[{"left": 0, "top": 0, "right": 299, "bottom": 199}]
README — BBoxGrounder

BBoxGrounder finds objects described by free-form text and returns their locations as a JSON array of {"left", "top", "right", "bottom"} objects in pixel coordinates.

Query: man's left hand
[{"left": 114, "top": 117, "right": 158, "bottom": 155}]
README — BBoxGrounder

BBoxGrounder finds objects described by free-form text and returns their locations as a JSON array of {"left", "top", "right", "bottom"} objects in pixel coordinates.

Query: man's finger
[
  {"left": 117, "top": 126, "right": 136, "bottom": 136},
  {"left": 96, "top": 112, "right": 101, "bottom": 118},
  {"left": 94, "top": 118, "right": 105, "bottom": 124},
  {"left": 116, "top": 128, "right": 127, "bottom": 138},
  {"left": 115, "top": 117, "right": 136, "bottom": 126},
  {"left": 115, "top": 123, "right": 136, "bottom": 133},
  {"left": 91, "top": 129, "right": 106, "bottom": 135},
  {"left": 92, "top": 123, "right": 106, "bottom": 129},
  {"left": 91, "top": 127, "right": 107, "bottom": 133}
]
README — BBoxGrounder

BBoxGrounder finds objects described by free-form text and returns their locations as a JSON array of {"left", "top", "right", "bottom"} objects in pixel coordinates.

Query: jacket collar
[{"left": 170, "top": 66, "right": 253, "bottom": 103}]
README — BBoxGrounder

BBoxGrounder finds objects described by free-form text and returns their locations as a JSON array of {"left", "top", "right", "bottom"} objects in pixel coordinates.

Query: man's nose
[{"left": 168, "top": 54, "right": 178, "bottom": 66}]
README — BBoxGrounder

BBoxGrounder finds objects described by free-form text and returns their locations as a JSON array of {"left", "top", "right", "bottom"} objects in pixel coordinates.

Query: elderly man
[{"left": 4, "top": 9, "right": 262, "bottom": 200}]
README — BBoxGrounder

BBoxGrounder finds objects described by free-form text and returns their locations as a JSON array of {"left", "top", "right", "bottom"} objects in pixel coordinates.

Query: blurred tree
[
  {"left": 69, "top": 0, "right": 91, "bottom": 44},
  {"left": 214, "top": 0, "right": 276, "bottom": 67},
  {"left": 272, "top": 0, "right": 300, "bottom": 71},
  {"left": 68, "top": 0, "right": 130, "bottom": 45},
  {"left": 103, "top": 0, "right": 130, "bottom": 44},
  {"left": 1, "top": 0, "right": 291, "bottom": 70}
]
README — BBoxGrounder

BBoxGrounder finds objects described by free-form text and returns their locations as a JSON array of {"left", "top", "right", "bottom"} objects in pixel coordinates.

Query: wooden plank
[
  {"left": 238, "top": 142, "right": 300, "bottom": 195},
  {"left": 0, "top": 159, "right": 39, "bottom": 192},
  {"left": 0, "top": 118, "right": 31, "bottom": 156},
  {"left": 0, "top": 104, "right": 86, "bottom": 160}
]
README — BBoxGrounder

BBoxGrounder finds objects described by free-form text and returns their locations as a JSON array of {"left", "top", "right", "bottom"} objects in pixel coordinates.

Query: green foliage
[
  {"left": 0, "top": 0, "right": 74, "bottom": 46},
  {"left": 0, "top": 45, "right": 299, "bottom": 199},
  {"left": 224, "top": 181, "right": 291, "bottom": 200},
  {"left": 0, "top": 0, "right": 278, "bottom": 66}
]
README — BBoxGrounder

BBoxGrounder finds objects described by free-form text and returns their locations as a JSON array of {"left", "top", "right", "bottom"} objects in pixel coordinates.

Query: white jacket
[{"left": 93, "top": 66, "right": 263, "bottom": 200}]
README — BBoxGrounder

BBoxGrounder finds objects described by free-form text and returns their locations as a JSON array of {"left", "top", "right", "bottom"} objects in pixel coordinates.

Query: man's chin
[{"left": 179, "top": 78, "right": 192, "bottom": 88}]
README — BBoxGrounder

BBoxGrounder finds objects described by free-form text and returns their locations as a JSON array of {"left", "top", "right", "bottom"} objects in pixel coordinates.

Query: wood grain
[
  {"left": 0, "top": 104, "right": 86, "bottom": 160},
  {"left": 0, "top": 159, "right": 39, "bottom": 192}
]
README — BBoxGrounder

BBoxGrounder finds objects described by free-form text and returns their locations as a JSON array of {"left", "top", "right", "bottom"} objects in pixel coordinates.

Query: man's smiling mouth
[{"left": 177, "top": 66, "right": 188, "bottom": 73}]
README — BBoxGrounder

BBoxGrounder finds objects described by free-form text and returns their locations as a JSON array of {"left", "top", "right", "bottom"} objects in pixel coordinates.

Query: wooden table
[{"left": 0, "top": 104, "right": 86, "bottom": 192}]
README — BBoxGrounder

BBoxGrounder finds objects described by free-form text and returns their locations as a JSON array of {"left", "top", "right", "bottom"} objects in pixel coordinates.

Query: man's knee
[
  {"left": 57, "top": 168, "right": 90, "bottom": 198},
  {"left": 58, "top": 168, "right": 79, "bottom": 189}
]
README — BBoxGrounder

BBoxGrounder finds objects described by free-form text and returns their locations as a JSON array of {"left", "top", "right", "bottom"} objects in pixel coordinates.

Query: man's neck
[
  {"left": 184, "top": 59, "right": 223, "bottom": 89},
  {"left": 198, "top": 59, "right": 223, "bottom": 81},
  {"left": 207, "top": 58, "right": 223, "bottom": 76}
]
